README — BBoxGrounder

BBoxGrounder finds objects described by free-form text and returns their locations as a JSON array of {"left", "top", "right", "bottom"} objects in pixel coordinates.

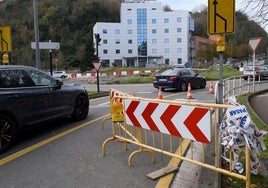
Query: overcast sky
[
  {"left": 159, "top": 0, "right": 208, "bottom": 11},
  {"left": 158, "top": 0, "right": 244, "bottom": 11},
  {"left": 158, "top": 0, "right": 268, "bottom": 32}
]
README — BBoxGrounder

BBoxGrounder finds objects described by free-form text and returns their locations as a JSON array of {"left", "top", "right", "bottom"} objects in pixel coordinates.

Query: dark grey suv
[{"left": 0, "top": 65, "right": 89, "bottom": 153}]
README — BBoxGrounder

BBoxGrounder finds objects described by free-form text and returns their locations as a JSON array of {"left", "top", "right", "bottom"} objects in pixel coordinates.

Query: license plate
[{"left": 159, "top": 79, "right": 167, "bottom": 81}]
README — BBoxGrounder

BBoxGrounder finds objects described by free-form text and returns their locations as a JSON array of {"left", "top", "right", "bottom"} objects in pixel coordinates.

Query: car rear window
[
  {"left": 244, "top": 67, "right": 253, "bottom": 71},
  {"left": 161, "top": 69, "right": 180, "bottom": 75}
]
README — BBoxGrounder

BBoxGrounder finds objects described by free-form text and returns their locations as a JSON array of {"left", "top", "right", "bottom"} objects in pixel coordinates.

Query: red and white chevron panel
[
  {"left": 124, "top": 100, "right": 211, "bottom": 143},
  {"left": 110, "top": 89, "right": 125, "bottom": 103}
]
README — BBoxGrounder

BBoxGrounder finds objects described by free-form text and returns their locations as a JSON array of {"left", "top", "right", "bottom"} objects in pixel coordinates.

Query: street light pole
[{"left": 33, "top": 0, "right": 41, "bottom": 69}]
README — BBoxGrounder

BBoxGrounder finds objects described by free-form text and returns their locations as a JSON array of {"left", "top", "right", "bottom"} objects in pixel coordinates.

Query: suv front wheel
[
  {"left": 0, "top": 115, "right": 16, "bottom": 153},
  {"left": 71, "top": 95, "right": 89, "bottom": 121}
]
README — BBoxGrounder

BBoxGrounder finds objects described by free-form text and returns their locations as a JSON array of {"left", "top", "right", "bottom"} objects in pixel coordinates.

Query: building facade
[{"left": 93, "top": 0, "right": 194, "bottom": 67}]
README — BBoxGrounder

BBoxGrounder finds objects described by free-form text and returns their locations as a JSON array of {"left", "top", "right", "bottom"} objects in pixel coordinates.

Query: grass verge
[{"left": 221, "top": 93, "right": 268, "bottom": 188}]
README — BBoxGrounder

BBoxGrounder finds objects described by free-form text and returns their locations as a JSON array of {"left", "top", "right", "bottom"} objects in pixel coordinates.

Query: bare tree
[{"left": 238, "top": 0, "right": 268, "bottom": 29}]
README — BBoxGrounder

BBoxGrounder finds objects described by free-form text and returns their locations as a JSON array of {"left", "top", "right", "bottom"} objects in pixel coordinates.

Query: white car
[
  {"left": 243, "top": 66, "right": 268, "bottom": 80},
  {"left": 53, "top": 71, "right": 68, "bottom": 79}
]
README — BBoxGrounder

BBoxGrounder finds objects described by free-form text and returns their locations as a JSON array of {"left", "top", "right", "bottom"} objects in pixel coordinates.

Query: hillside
[{"left": 0, "top": 0, "right": 267, "bottom": 72}]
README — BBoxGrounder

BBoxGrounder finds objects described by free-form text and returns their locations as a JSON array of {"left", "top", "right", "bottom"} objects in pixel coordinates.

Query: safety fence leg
[
  {"left": 102, "top": 137, "right": 116, "bottom": 157},
  {"left": 128, "top": 148, "right": 156, "bottom": 167},
  {"left": 127, "top": 127, "right": 156, "bottom": 166},
  {"left": 100, "top": 114, "right": 111, "bottom": 130}
]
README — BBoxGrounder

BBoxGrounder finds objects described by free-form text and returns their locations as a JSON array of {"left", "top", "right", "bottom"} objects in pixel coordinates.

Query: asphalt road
[
  {"left": 249, "top": 89, "right": 268, "bottom": 125},
  {"left": 2, "top": 81, "right": 266, "bottom": 188},
  {"left": 0, "top": 83, "right": 215, "bottom": 188}
]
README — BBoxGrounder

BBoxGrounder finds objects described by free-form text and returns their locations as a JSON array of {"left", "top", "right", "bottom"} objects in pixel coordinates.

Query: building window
[
  {"left": 115, "top": 29, "right": 120, "bottom": 34},
  {"left": 177, "top": 48, "right": 182, "bottom": 53},
  {"left": 103, "top": 49, "right": 108, "bottom": 54},
  {"left": 164, "top": 38, "right": 169, "bottom": 44},
  {"left": 178, "top": 58, "right": 182, "bottom": 64},
  {"left": 128, "top": 49, "right": 132, "bottom": 54},
  {"left": 127, "top": 19, "right": 132, "bottom": 24},
  {"left": 177, "top": 38, "right": 182, "bottom": 43},
  {"left": 127, "top": 8, "right": 132, "bottom": 11},
  {"left": 177, "top": 28, "right": 182, "bottom": 32},
  {"left": 152, "top": 39, "right": 157, "bottom": 44},
  {"left": 143, "top": 29, "right": 147, "bottom": 34},
  {"left": 164, "top": 48, "right": 169, "bottom": 53},
  {"left": 177, "top": 17, "right": 182, "bottom": 22},
  {"left": 137, "top": 8, "right": 147, "bottom": 56},
  {"left": 115, "top": 39, "right": 120, "bottom": 44},
  {"left": 152, "top": 8, "right": 156, "bottom": 10},
  {"left": 102, "top": 60, "right": 110, "bottom": 67},
  {"left": 165, "top": 59, "right": 169, "bottom": 64},
  {"left": 152, "top": 29, "right": 156, "bottom": 34},
  {"left": 152, "top": 19, "right": 156, "bottom": 24},
  {"left": 152, "top": 49, "right": 157, "bottom": 54},
  {"left": 103, "top": 29, "right": 107, "bottom": 34},
  {"left": 116, "top": 49, "right": 120, "bottom": 54},
  {"left": 128, "top": 39, "right": 132, "bottom": 44},
  {"left": 164, "top": 28, "right": 169, "bottom": 33},
  {"left": 128, "top": 29, "right": 132, "bottom": 34},
  {"left": 164, "top": 18, "right": 169, "bottom": 23},
  {"left": 103, "top": 39, "right": 107, "bottom": 44}
]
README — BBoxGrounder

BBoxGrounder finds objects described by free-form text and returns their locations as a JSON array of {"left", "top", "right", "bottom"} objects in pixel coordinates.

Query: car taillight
[
  {"left": 255, "top": 67, "right": 259, "bottom": 74},
  {"left": 169, "top": 76, "right": 177, "bottom": 81}
]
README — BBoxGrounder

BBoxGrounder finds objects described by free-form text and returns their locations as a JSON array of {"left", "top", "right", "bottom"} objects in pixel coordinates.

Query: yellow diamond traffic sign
[
  {"left": 208, "top": 0, "right": 235, "bottom": 35},
  {"left": 0, "top": 27, "right": 12, "bottom": 52}
]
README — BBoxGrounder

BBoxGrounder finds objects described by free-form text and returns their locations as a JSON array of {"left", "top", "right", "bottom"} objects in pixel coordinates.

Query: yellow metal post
[{"left": 245, "top": 145, "right": 251, "bottom": 188}]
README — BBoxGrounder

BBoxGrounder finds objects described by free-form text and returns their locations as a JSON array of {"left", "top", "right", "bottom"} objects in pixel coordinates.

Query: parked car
[
  {"left": 52, "top": 71, "right": 68, "bottom": 79},
  {"left": 153, "top": 68, "right": 206, "bottom": 91},
  {"left": 0, "top": 65, "right": 89, "bottom": 153},
  {"left": 243, "top": 65, "right": 268, "bottom": 80}
]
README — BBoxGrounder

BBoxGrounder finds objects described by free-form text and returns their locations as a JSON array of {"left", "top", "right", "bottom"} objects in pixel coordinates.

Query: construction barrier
[{"left": 101, "top": 89, "right": 266, "bottom": 188}]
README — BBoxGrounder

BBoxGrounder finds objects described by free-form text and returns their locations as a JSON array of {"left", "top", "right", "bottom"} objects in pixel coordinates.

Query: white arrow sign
[
  {"left": 249, "top": 37, "right": 263, "bottom": 52},
  {"left": 31, "top": 41, "right": 60, "bottom": 50}
]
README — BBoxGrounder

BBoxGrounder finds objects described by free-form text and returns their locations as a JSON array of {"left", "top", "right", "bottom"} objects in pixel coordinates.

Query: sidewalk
[{"left": 170, "top": 142, "right": 219, "bottom": 188}]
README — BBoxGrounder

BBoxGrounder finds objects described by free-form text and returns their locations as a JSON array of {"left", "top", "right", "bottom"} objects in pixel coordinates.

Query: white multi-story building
[{"left": 93, "top": 0, "right": 194, "bottom": 67}]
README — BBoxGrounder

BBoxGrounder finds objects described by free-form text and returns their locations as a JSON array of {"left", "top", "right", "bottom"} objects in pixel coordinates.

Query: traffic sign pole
[
  {"left": 93, "top": 62, "right": 103, "bottom": 93},
  {"left": 218, "top": 51, "right": 224, "bottom": 123},
  {"left": 248, "top": 37, "right": 263, "bottom": 92}
]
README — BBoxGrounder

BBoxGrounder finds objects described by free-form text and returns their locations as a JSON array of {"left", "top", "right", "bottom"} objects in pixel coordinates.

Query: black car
[
  {"left": 153, "top": 68, "right": 206, "bottom": 91},
  {"left": 0, "top": 65, "right": 89, "bottom": 153}
]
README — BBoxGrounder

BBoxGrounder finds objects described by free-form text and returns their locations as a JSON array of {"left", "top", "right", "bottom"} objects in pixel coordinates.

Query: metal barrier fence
[
  {"left": 101, "top": 88, "right": 253, "bottom": 188},
  {"left": 217, "top": 75, "right": 268, "bottom": 104}
]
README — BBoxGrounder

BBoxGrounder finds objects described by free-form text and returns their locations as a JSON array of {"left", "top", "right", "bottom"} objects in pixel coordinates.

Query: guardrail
[{"left": 215, "top": 75, "right": 268, "bottom": 104}]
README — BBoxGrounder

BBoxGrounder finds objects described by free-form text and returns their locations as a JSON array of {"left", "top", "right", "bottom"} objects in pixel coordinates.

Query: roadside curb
[{"left": 89, "top": 91, "right": 109, "bottom": 99}]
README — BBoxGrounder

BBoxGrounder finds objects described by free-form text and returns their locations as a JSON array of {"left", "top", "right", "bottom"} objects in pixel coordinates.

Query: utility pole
[
  {"left": 33, "top": 0, "right": 41, "bottom": 69},
  {"left": 94, "top": 33, "right": 101, "bottom": 61}
]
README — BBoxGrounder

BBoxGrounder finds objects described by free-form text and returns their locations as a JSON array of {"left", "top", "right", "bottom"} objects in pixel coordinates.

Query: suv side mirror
[{"left": 56, "top": 80, "right": 63, "bottom": 89}]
